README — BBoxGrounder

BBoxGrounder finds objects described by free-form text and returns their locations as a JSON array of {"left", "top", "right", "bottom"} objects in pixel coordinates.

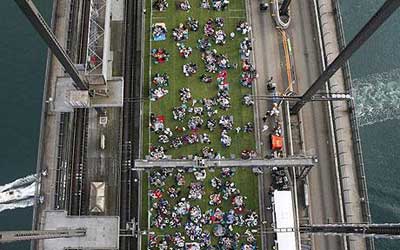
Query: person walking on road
[{"left": 262, "top": 115, "right": 268, "bottom": 123}]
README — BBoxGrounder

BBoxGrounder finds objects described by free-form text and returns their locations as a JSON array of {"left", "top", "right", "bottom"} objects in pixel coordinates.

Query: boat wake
[
  {"left": 0, "top": 198, "right": 35, "bottom": 213},
  {"left": 0, "top": 175, "right": 37, "bottom": 213},
  {"left": 0, "top": 174, "right": 37, "bottom": 193},
  {"left": 353, "top": 68, "right": 400, "bottom": 127}
]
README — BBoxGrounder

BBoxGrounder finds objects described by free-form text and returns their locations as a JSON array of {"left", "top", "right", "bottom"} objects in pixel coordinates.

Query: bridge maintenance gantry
[{"left": 0, "top": 229, "right": 86, "bottom": 243}]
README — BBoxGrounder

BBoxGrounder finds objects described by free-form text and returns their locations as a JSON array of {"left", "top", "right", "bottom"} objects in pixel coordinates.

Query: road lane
[{"left": 289, "top": 0, "right": 343, "bottom": 249}]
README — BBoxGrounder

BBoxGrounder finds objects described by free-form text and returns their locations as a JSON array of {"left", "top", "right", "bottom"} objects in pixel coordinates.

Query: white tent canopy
[{"left": 273, "top": 190, "right": 297, "bottom": 250}]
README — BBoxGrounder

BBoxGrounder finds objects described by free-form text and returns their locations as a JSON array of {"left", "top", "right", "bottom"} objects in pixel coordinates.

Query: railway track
[
  {"left": 67, "top": 0, "right": 90, "bottom": 216},
  {"left": 120, "top": 0, "right": 143, "bottom": 249},
  {"left": 69, "top": 108, "right": 88, "bottom": 216}
]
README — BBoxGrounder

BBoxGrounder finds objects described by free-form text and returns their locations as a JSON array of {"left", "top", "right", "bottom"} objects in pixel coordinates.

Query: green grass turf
[
  {"left": 144, "top": 0, "right": 255, "bottom": 158},
  {"left": 141, "top": 0, "right": 261, "bottom": 248},
  {"left": 147, "top": 168, "right": 260, "bottom": 246}
]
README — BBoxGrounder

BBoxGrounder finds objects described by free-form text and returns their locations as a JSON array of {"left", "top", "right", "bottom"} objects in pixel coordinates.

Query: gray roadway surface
[
  {"left": 86, "top": 108, "right": 121, "bottom": 216},
  {"left": 247, "top": 0, "right": 286, "bottom": 249},
  {"left": 249, "top": 0, "right": 345, "bottom": 250},
  {"left": 289, "top": 0, "right": 343, "bottom": 249}
]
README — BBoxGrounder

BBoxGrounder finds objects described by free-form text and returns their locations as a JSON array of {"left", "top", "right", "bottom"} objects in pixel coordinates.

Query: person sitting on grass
[
  {"left": 177, "top": 42, "right": 192, "bottom": 58},
  {"left": 197, "top": 38, "right": 212, "bottom": 51},
  {"left": 188, "top": 116, "right": 203, "bottom": 131},
  {"left": 217, "top": 90, "right": 231, "bottom": 110},
  {"left": 209, "top": 193, "right": 222, "bottom": 206},
  {"left": 221, "top": 167, "right": 235, "bottom": 177},
  {"left": 149, "top": 145, "right": 166, "bottom": 159},
  {"left": 153, "top": 0, "right": 169, "bottom": 11},
  {"left": 151, "top": 48, "right": 170, "bottom": 64},
  {"left": 168, "top": 186, "right": 181, "bottom": 199},
  {"left": 183, "top": 62, "right": 198, "bottom": 76},
  {"left": 207, "top": 119, "right": 217, "bottom": 131},
  {"left": 158, "top": 134, "right": 169, "bottom": 144},
  {"left": 152, "top": 23, "right": 167, "bottom": 41},
  {"left": 242, "top": 94, "right": 254, "bottom": 106},
  {"left": 200, "top": 0, "right": 210, "bottom": 9},
  {"left": 173, "top": 105, "right": 187, "bottom": 121},
  {"left": 219, "top": 115, "right": 234, "bottom": 130},
  {"left": 202, "top": 146, "right": 216, "bottom": 159},
  {"left": 212, "top": 0, "right": 229, "bottom": 11},
  {"left": 152, "top": 72, "right": 169, "bottom": 87},
  {"left": 188, "top": 182, "right": 205, "bottom": 200},
  {"left": 187, "top": 17, "right": 199, "bottom": 31},
  {"left": 172, "top": 232, "right": 185, "bottom": 247},
  {"left": 149, "top": 87, "right": 168, "bottom": 101},
  {"left": 200, "top": 133, "right": 211, "bottom": 144},
  {"left": 189, "top": 205, "right": 202, "bottom": 223},
  {"left": 170, "top": 136, "right": 183, "bottom": 149},
  {"left": 241, "top": 149, "right": 257, "bottom": 159},
  {"left": 237, "top": 20, "right": 251, "bottom": 34},
  {"left": 178, "top": 0, "right": 191, "bottom": 11},
  {"left": 243, "top": 121, "right": 254, "bottom": 132},
  {"left": 240, "top": 37, "right": 253, "bottom": 59},
  {"left": 203, "top": 19, "right": 215, "bottom": 37},
  {"left": 172, "top": 23, "right": 189, "bottom": 41},
  {"left": 215, "top": 29, "right": 227, "bottom": 45},
  {"left": 179, "top": 88, "right": 192, "bottom": 102},
  {"left": 200, "top": 74, "right": 213, "bottom": 83},
  {"left": 215, "top": 17, "right": 224, "bottom": 27},
  {"left": 240, "top": 70, "right": 257, "bottom": 88}
]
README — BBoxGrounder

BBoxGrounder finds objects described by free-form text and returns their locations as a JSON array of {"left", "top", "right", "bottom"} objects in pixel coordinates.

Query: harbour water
[
  {"left": 340, "top": 0, "right": 400, "bottom": 249},
  {"left": 0, "top": 0, "right": 399, "bottom": 250},
  {"left": 0, "top": 1, "right": 52, "bottom": 250}
]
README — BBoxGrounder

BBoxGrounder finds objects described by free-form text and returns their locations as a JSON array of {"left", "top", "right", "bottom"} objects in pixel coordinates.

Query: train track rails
[
  {"left": 69, "top": 108, "right": 88, "bottom": 216},
  {"left": 120, "top": 0, "right": 143, "bottom": 249},
  {"left": 67, "top": 0, "right": 90, "bottom": 216}
]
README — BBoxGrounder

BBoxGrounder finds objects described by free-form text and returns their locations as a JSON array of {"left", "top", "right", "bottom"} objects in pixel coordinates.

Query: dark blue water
[
  {"left": 340, "top": 0, "right": 400, "bottom": 249},
  {"left": 0, "top": 1, "right": 52, "bottom": 250}
]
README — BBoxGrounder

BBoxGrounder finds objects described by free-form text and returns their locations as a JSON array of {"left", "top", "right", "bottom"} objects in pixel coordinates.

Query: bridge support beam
[
  {"left": 14, "top": 0, "right": 89, "bottom": 90},
  {"left": 134, "top": 156, "right": 317, "bottom": 170},
  {"left": 0, "top": 229, "right": 86, "bottom": 243},
  {"left": 291, "top": 0, "right": 400, "bottom": 114},
  {"left": 299, "top": 223, "right": 400, "bottom": 239}
]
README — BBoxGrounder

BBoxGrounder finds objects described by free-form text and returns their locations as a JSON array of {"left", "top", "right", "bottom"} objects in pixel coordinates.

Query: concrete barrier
[
  {"left": 31, "top": 0, "right": 59, "bottom": 249},
  {"left": 271, "top": 0, "right": 291, "bottom": 29}
]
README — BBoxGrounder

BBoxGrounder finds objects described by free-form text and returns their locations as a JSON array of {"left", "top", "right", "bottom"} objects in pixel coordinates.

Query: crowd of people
[
  {"left": 148, "top": 7, "right": 260, "bottom": 158},
  {"left": 148, "top": 3, "right": 260, "bottom": 248},
  {"left": 148, "top": 168, "right": 259, "bottom": 250},
  {"left": 150, "top": 73, "right": 169, "bottom": 101}
]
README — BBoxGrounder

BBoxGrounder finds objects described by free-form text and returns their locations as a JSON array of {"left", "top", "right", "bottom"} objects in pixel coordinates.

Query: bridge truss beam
[
  {"left": 290, "top": 0, "right": 400, "bottom": 114},
  {"left": 14, "top": 0, "right": 89, "bottom": 90},
  {"left": 134, "top": 156, "right": 317, "bottom": 170},
  {"left": 0, "top": 229, "right": 86, "bottom": 243}
]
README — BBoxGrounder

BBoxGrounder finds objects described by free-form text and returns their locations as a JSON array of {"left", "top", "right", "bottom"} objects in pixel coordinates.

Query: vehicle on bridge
[{"left": 100, "top": 134, "right": 106, "bottom": 150}]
